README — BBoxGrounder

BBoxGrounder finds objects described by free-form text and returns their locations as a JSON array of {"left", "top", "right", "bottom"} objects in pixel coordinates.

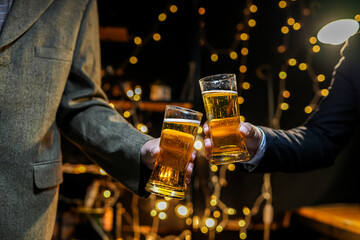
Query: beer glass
[
  {"left": 199, "top": 73, "right": 250, "bottom": 165},
  {"left": 145, "top": 105, "right": 203, "bottom": 199}
]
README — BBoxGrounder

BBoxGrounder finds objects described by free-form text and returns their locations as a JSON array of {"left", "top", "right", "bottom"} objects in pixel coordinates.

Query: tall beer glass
[
  {"left": 199, "top": 73, "right": 250, "bottom": 165},
  {"left": 145, "top": 105, "right": 202, "bottom": 199}
]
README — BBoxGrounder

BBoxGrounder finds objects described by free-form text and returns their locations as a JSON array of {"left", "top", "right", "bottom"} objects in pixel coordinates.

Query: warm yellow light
[
  {"left": 282, "top": 90, "right": 290, "bottom": 98},
  {"left": 158, "top": 13, "right": 167, "bottom": 22},
  {"left": 200, "top": 226, "right": 208, "bottom": 234},
  {"left": 239, "top": 65, "right": 247, "bottom": 73},
  {"left": 197, "top": 127, "right": 203, "bottom": 134},
  {"left": 240, "top": 33, "right": 249, "bottom": 41},
  {"left": 194, "top": 140, "right": 203, "bottom": 150},
  {"left": 279, "top": 71, "right": 287, "bottom": 79},
  {"left": 134, "top": 86, "right": 142, "bottom": 95},
  {"left": 287, "top": 18, "right": 295, "bottom": 25},
  {"left": 279, "top": 1, "right": 287, "bottom": 8},
  {"left": 99, "top": 168, "right": 107, "bottom": 175},
  {"left": 156, "top": 201, "right": 168, "bottom": 211},
  {"left": 281, "top": 26, "right": 289, "bottom": 34},
  {"left": 248, "top": 19, "right": 256, "bottom": 27},
  {"left": 75, "top": 165, "right": 86, "bottom": 174},
  {"left": 321, "top": 89, "right": 329, "bottom": 96},
  {"left": 243, "top": 207, "right": 250, "bottom": 215},
  {"left": 317, "top": 19, "right": 359, "bottom": 45},
  {"left": 299, "top": 63, "right": 307, "bottom": 71},
  {"left": 277, "top": 45, "right": 286, "bottom": 53},
  {"left": 153, "top": 33, "right": 161, "bottom": 41},
  {"left": 186, "top": 218, "right": 192, "bottom": 225},
  {"left": 242, "top": 82, "right": 250, "bottom": 90},
  {"left": 213, "top": 211, "right": 221, "bottom": 218},
  {"left": 103, "top": 190, "right": 111, "bottom": 198},
  {"left": 228, "top": 164, "right": 236, "bottom": 171},
  {"left": 288, "top": 58, "right": 297, "bottom": 66},
  {"left": 211, "top": 53, "right": 218, "bottom": 62},
  {"left": 198, "top": 7, "right": 205, "bottom": 15},
  {"left": 205, "top": 218, "right": 216, "bottom": 228},
  {"left": 238, "top": 96, "right": 244, "bottom": 104},
  {"left": 133, "top": 94, "right": 141, "bottom": 101},
  {"left": 293, "top": 22, "right": 301, "bottom": 30},
  {"left": 240, "top": 115, "right": 245, "bottom": 122},
  {"left": 123, "top": 111, "right": 131, "bottom": 118},
  {"left": 193, "top": 216, "right": 200, "bottom": 229},
  {"left": 249, "top": 5, "right": 258, "bottom": 13},
  {"left": 129, "top": 56, "right": 138, "bottom": 64},
  {"left": 241, "top": 47, "right": 249, "bottom": 56},
  {"left": 240, "top": 232, "right": 247, "bottom": 239},
  {"left": 140, "top": 125, "right": 148, "bottom": 133},
  {"left": 170, "top": 5, "right": 178, "bottom": 13},
  {"left": 228, "top": 208, "right": 236, "bottom": 215},
  {"left": 238, "top": 219, "right": 246, "bottom": 227},
  {"left": 355, "top": 14, "right": 360, "bottom": 22},
  {"left": 175, "top": 205, "right": 189, "bottom": 218},
  {"left": 309, "top": 36, "right": 317, "bottom": 44},
  {"left": 210, "top": 165, "right": 218, "bottom": 172},
  {"left": 134, "top": 36, "right": 142, "bottom": 45},
  {"left": 304, "top": 106, "right": 313, "bottom": 114},
  {"left": 210, "top": 199, "right": 217, "bottom": 206},
  {"left": 150, "top": 210, "right": 157, "bottom": 217},
  {"left": 159, "top": 212, "right": 167, "bottom": 220},
  {"left": 317, "top": 74, "right": 325, "bottom": 82},
  {"left": 127, "top": 89, "right": 134, "bottom": 98},
  {"left": 312, "top": 45, "right": 320, "bottom": 53},
  {"left": 281, "top": 103, "right": 289, "bottom": 110},
  {"left": 230, "top": 51, "right": 238, "bottom": 60},
  {"left": 216, "top": 225, "right": 223, "bottom": 232}
]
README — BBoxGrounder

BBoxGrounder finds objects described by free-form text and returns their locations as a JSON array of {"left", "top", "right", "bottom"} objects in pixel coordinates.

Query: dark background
[{"left": 56, "top": 0, "right": 360, "bottom": 239}]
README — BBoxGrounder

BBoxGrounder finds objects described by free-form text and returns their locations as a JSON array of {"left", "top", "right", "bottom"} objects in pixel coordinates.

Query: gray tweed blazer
[{"left": 0, "top": 0, "right": 152, "bottom": 239}]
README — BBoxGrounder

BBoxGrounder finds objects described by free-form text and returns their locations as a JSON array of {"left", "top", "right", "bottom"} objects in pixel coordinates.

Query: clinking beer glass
[
  {"left": 199, "top": 73, "right": 250, "bottom": 165},
  {"left": 145, "top": 105, "right": 203, "bottom": 199}
]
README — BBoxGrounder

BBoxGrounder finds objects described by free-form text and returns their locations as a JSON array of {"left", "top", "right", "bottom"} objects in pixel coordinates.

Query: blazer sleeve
[
  {"left": 56, "top": 0, "right": 152, "bottom": 197},
  {"left": 252, "top": 35, "right": 360, "bottom": 173}
]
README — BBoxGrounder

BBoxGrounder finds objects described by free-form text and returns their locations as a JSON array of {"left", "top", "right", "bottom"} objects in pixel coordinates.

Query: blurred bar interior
[{"left": 54, "top": 0, "right": 360, "bottom": 239}]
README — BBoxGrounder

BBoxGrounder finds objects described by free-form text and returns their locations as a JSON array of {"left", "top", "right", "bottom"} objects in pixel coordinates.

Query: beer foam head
[
  {"left": 164, "top": 118, "right": 201, "bottom": 125},
  {"left": 201, "top": 90, "right": 238, "bottom": 95}
]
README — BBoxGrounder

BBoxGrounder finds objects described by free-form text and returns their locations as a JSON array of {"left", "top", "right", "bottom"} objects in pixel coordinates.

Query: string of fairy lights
[{"left": 62, "top": 1, "right": 360, "bottom": 240}]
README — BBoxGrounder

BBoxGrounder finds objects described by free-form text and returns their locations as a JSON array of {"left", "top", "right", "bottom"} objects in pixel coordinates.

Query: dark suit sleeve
[
  {"left": 252, "top": 35, "right": 360, "bottom": 173},
  {"left": 56, "top": 0, "right": 152, "bottom": 197}
]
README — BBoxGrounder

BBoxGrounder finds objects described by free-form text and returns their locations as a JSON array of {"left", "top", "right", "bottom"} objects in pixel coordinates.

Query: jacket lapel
[{"left": 0, "top": 0, "right": 54, "bottom": 48}]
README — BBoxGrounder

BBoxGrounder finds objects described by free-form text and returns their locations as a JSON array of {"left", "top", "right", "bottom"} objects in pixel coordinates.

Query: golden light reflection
[
  {"left": 249, "top": 5, "right": 258, "bottom": 13},
  {"left": 175, "top": 204, "right": 189, "bottom": 218},
  {"left": 288, "top": 58, "right": 297, "bottom": 66},
  {"left": 123, "top": 111, "right": 131, "bottom": 118},
  {"left": 238, "top": 96, "right": 244, "bottom": 104},
  {"left": 230, "top": 51, "right": 238, "bottom": 60},
  {"left": 210, "top": 165, "right": 218, "bottom": 172},
  {"left": 281, "top": 26, "right": 289, "bottom": 34},
  {"left": 158, "top": 212, "right": 167, "bottom": 220},
  {"left": 248, "top": 19, "right": 256, "bottom": 27},
  {"left": 282, "top": 90, "right": 290, "bottom": 98},
  {"left": 238, "top": 219, "right": 246, "bottom": 227},
  {"left": 158, "top": 13, "right": 167, "bottom": 22},
  {"left": 216, "top": 225, "right": 223, "bottom": 232},
  {"left": 312, "top": 45, "right": 320, "bottom": 53},
  {"left": 287, "top": 18, "right": 295, "bottom": 25},
  {"left": 279, "top": 1, "right": 287, "bottom": 8},
  {"left": 198, "top": 7, "right": 205, "bottom": 15},
  {"left": 293, "top": 22, "right": 301, "bottom": 30},
  {"left": 309, "top": 36, "right": 317, "bottom": 44},
  {"left": 170, "top": 5, "right": 178, "bottom": 13},
  {"left": 129, "top": 56, "right": 138, "bottom": 64},
  {"left": 317, "top": 74, "right": 325, "bottom": 82},
  {"left": 228, "top": 164, "right": 236, "bottom": 171},
  {"left": 134, "top": 36, "right": 142, "bottom": 45},
  {"left": 281, "top": 103, "right": 289, "bottom": 110},
  {"left": 305, "top": 105, "right": 313, "bottom": 114},
  {"left": 242, "top": 82, "right": 250, "bottom": 90},
  {"left": 279, "top": 71, "right": 287, "bottom": 79},
  {"left": 299, "top": 63, "right": 307, "bottom": 71},
  {"left": 103, "top": 190, "right": 111, "bottom": 198},
  {"left": 153, "top": 33, "right": 161, "bottom": 41},
  {"left": 243, "top": 207, "right": 250, "bottom": 215},
  {"left": 241, "top": 48, "right": 249, "bottom": 56},
  {"left": 321, "top": 89, "right": 329, "bottom": 96},
  {"left": 213, "top": 210, "right": 221, "bottom": 218},
  {"left": 211, "top": 53, "right": 218, "bottom": 62},
  {"left": 240, "top": 33, "right": 249, "bottom": 41},
  {"left": 239, "top": 65, "right": 247, "bottom": 73}
]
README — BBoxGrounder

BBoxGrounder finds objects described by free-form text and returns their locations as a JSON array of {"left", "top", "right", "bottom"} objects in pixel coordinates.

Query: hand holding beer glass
[
  {"left": 199, "top": 73, "right": 250, "bottom": 165},
  {"left": 145, "top": 105, "right": 202, "bottom": 199}
]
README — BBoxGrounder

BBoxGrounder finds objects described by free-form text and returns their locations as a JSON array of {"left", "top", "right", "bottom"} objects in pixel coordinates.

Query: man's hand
[
  {"left": 203, "top": 121, "right": 263, "bottom": 159},
  {"left": 140, "top": 138, "right": 196, "bottom": 184}
]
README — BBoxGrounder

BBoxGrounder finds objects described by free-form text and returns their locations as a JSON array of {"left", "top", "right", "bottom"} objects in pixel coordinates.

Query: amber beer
[
  {"left": 145, "top": 106, "right": 202, "bottom": 199},
  {"left": 199, "top": 74, "right": 250, "bottom": 165}
]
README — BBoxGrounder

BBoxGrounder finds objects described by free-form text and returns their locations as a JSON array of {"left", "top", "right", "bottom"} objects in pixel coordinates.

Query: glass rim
[
  {"left": 199, "top": 73, "right": 236, "bottom": 83},
  {"left": 165, "top": 105, "right": 203, "bottom": 117}
]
